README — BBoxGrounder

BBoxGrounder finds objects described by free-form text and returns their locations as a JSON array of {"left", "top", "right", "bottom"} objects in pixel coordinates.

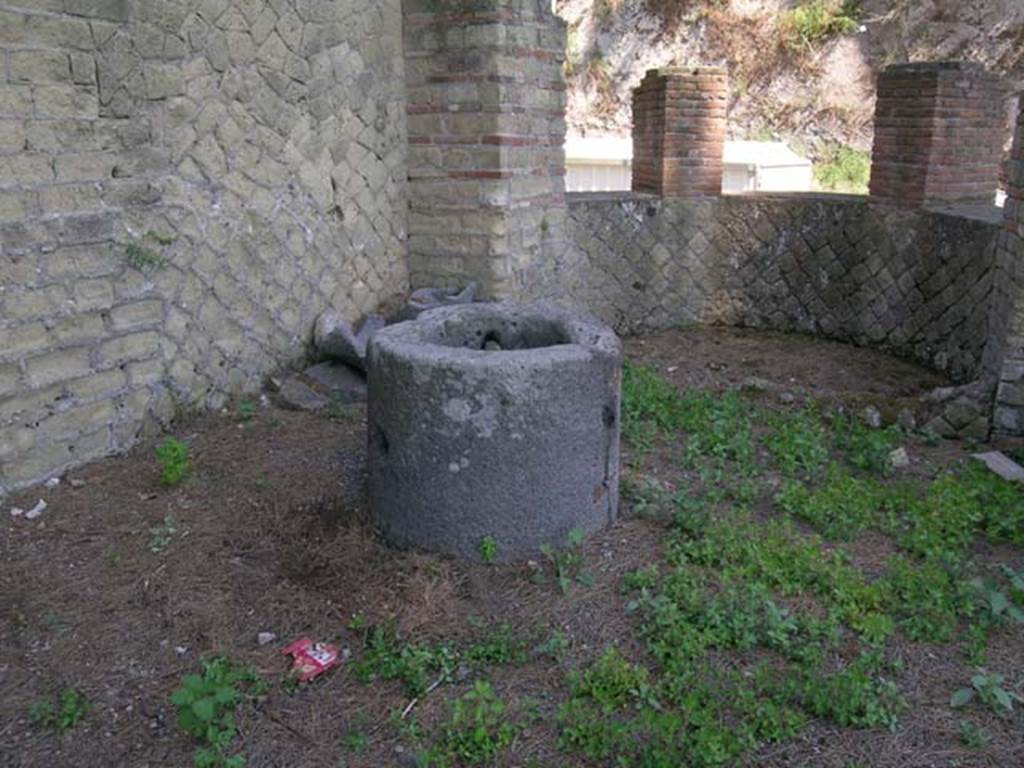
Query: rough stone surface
[
  {"left": 315, "top": 313, "right": 387, "bottom": 373},
  {"left": 276, "top": 378, "right": 329, "bottom": 413},
  {"left": 562, "top": 193, "right": 1001, "bottom": 384},
  {"left": 303, "top": 362, "right": 367, "bottom": 404},
  {"left": 366, "top": 302, "right": 621, "bottom": 561},
  {"left": 401, "top": 282, "right": 478, "bottom": 320},
  {"left": 0, "top": 0, "right": 409, "bottom": 494}
]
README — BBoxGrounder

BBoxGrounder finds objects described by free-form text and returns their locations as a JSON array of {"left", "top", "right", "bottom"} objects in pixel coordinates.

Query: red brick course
[
  {"left": 869, "top": 62, "right": 1008, "bottom": 206},
  {"left": 631, "top": 67, "right": 728, "bottom": 197}
]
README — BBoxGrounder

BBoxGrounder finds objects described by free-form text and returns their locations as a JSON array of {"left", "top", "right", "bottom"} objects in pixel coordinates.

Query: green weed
[
  {"left": 422, "top": 681, "right": 519, "bottom": 767},
  {"left": 814, "top": 145, "right": 871, "bottom": 194},
  {"left": 781, "top": 1, "right": 860, "bottom": 51},
  {"left": 156, "top": 438, "right": 191, "bottom": 486},
  {"left": 148, "top": 515, "right": 177, "bottom": 553},
  {"left": 950, "top": 671, "right": 1023, "bottom": 716},
  {"left": 30, "top": 688, "right": 90, "bottom": 731},
  {"left": 540, "top": 527, "right": 593, "bottom": 594},
  {"left": 478, "top": 536, "right": 498, "bottom": 564},
  {"left": 763, "top": 405, "right": 829, "bottom": 477},
  {"left": 170, "top": 656, "right": 268, "bottom": 768}
]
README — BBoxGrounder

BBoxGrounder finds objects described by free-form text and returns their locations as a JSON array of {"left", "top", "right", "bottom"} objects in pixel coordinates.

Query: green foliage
[
  {"left": 170, "top": 657, "right": 266, "bottom": 768},
  {"left": 124, "top": 241, "right": 166, "bottom": 271},
  {"left": 882, "top": 556, "right": 967, "bottom": 643},
  {"left": 958, "top": 719, "right": 990, "bottom": 748},
  {"left": 536, "top": 630, "right": 570, "bottom": 661},
  {"left": 478, "top": 536, "right": 498, "bottom": 564},
  {"left": 342, "top": 728, "right": 368, "bottom": 753},
  {"left": 236, "top": 400, "right": 257, "bottom": 422},
  {"left": 156, "top": 438, "right": 191, "bottom": 486},
  {"left": 814, "top": 144, "right": 871, "bottom": 194},
  {"left": 352, "top": 624, "right": 527, "bottom": 698},
  {"left": 624, "top": 564, "right": 660, "bottom": 593},
  {"left": 30, "top": 688, "right": 90, "bottom": 731},
  {"left": 124, "top": 230, "right": 174, "bottom": 271},
  {"left": 423, "top": 681, "right": 519, "bottom": 767},
  {"left": 781, "top": 1, "right": 860, "bottom": 51},
  {"left": 776, "top": 466, "right": 891, "bottom": 540},
  {"left": 830, "top": 411, "right": 900, "bottom": 475},
  {"left": 950, "top": 672, "right": 1023, "bottom": 715},
  {"left": 148, "top": 514, "right": 178, "bottom": 553},
  {"left": 540, "top": 527, "right": 592, "bottom": 594},
  {"left": 763, "top": 405, "right": 829, "bottom": 477}
]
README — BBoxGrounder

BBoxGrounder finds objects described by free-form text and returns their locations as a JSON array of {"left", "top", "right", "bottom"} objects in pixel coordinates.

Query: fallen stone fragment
[
  {"left": 971, "top": 451, "right": 1024, "bottom": 483},
  {"left": 276, "top": 377, "right": 329, "bottom": 411},
  {"left": 315, "top": 312, "right": 385, "bottom": 372},
  {"left": 897, "top": 409, "right": 917, "bottom": 430},
  {"left": 889, "top": 447, "right": 910, "bottom": 469},
  {"left": 10, "top": 506, "right": 24, "bottom": 517},
  {"left": 257, "top": 632, "right": 277, "bottom": 647},
  {"left": 861, "top": 405, "right": 883, "bottom": 429},
  {"left": 44, "top": 477, "right": 60, "bottom": 489},
  {"left": 401, "top": 281, "right": 478, "bottom": 320},
  {"left": 25, "top": 499, "right": 48, "bottom": 519},
  {"left": 303, "top": 361, "right": 367, "bottom": 403}
]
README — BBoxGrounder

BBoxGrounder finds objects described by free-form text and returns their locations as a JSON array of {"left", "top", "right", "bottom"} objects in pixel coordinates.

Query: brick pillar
[
  {"left": 869, "top": 62, "right": 1008, "bottom": 207},
  {"left": 631, "top": 67, "right": 728, "bottom": 197},
  {"left": 990, "top": 105, "right": 1024, "bottom": 433},
  {"left": 403, "top": 0, "right": 567, "bottom": 298}
]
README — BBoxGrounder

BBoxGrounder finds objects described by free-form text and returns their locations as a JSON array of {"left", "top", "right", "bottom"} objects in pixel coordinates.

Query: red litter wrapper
[{"left": 281, "top": 637, "right": 341, "bottom": 682}]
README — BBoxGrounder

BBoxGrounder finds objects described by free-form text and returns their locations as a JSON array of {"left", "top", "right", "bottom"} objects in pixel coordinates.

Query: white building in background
[
  {"left": 564, "top": 134, "right": 633, "bottom": 193},
  {"left": 722, "top": 141, "right": 814, "bottom": 193},
  {"left": 563, "top": 134, "right": 814, "bottom": 194}
]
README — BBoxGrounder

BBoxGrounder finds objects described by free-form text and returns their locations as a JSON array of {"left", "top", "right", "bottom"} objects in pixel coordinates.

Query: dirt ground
[{"left": 1, "top": 327, "right": 1021, "bottom": 768}]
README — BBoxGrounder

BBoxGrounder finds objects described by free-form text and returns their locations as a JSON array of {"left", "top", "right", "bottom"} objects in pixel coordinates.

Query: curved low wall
[{"left": 567, "top": 192, "right": 1002, "bottom": 384}]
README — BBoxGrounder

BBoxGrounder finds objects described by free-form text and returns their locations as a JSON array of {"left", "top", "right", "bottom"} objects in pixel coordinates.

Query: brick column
[
  {"left": 990, "top": 105, "right": 1024, "bottom": 433},
  {"left": 631, "top": 67, "right": 728, "bottom": 197},
  {"left": 403, "top": 0, "right": 567, "bottom": 298},
  {"left": 869, "top": 62, "right": 1008, "bottom": 207}
]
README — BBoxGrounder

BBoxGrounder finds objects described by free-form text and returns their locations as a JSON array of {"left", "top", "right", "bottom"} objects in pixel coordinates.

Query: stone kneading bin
[{"left": 366, "top": 302, "right": 622, "bottom": 561}]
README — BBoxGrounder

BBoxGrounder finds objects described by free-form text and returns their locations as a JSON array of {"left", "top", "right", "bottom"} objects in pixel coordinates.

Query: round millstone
[{"left": 366, "top": 301, "right": 622, "bottom": 561}]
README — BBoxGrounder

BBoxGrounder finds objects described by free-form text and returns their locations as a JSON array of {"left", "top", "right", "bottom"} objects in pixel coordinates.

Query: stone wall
[
  {"left": 566, "top": 193, "right": 1001, "bottom": 384},
  {"left": 0, "top": 0, "right": 409, "bottom": 494},
  {"left": 988, "top": 105, "right": 1024, "bottom": 434}
]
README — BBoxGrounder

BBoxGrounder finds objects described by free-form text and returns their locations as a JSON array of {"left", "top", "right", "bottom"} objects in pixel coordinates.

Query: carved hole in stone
[
  {"left": 438, "top": 316, "right": 571, "bottom": 352},
  {"left": 602, "top": 402, "right": 616, "bottom": 428},
  {"left": 372, "top": 426, "right": 389, "bottom": 456}
]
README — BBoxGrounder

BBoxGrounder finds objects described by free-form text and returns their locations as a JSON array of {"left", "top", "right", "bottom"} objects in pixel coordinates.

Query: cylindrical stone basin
[{"left": 366, "top": 301, "right": 622, "bottom": 561}]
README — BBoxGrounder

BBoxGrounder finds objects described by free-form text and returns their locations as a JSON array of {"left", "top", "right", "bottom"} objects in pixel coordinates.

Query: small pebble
[
  {"left": 44, "top": 477, "right": 60, "bottom": 489},
  {"left": 257, "top": 632, "right": 277, "bottom": 647},
  {"left": 889, "top": 447, "right": 910, "bottom": 469},
  {"left": 25, "top": 500, "right": 48, "bottom": 520}
]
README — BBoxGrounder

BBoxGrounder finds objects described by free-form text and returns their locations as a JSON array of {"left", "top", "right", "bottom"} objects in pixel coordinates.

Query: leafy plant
[
  {"left": 149, "top": 515, "right": 177, "bottom": 553},
  {"left": 536, "top": 630, "right": 570, "bottom": 661},
  {"left": 958, "top": 719, "right": 990, "bottom": 748},
  {"left": 422, "top": 681, "right": 519, "bottom": 766},
  {"left": 125, "top": 241, "right": 166, "bottom": 271},
  {"left": 950, "top": 672, "right": 1023, "bottom": 715},
  {"left": 814, "top": 145, "right": 871, "bottom": 194},
  {"left": 781, "top": 0, "right": 860, "bottom": 52},
  {"left": 30, "top": 688, "right": 90, "bottom": 731},
  {"left": 540, "top": 527, "right": 592, "bottom": 594},
  {"left": 236, "top": 401, "right": 257, "bottom": 422},
  {"left": 763, "top": 405, "right": 829, "bottom": 477},
  {"left": 170, "top": 656, "right": 267, "bottom": 768},
  {"left": 478, "top": 536, "right": 498, "bottom": 564},
  {"left": 156, "top": 438, "right": 191, "bottom": 486}
]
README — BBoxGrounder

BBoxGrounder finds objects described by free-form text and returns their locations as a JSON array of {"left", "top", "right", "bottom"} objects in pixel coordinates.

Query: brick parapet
[
  {"left": 869, "top": 62, "right": 1008, "bottom": 206},
  {"left": 631, "top": 67, "right": 728, "bottom": 197}
]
